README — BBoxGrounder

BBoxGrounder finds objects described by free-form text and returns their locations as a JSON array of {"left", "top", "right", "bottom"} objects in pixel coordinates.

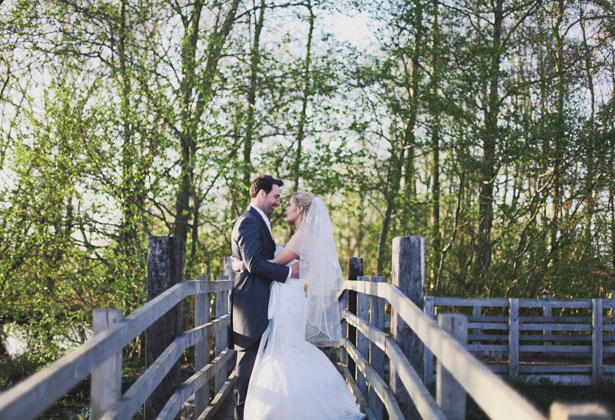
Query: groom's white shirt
[
  {"left": 250, "top": 204, "right": 274, "bottom": 241},
  {"left": 249, "top": 204, "right": 292, "bottom": 280}
]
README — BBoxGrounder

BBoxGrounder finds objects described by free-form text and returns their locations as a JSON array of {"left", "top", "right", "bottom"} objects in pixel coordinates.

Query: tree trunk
[
  {"left": 243, "top": 0, "right": 267, "bottom": 193},
  {"left": 292, "top": 0, "right": 314, "bottom": 192},
  {"left": 549, "top": 0, "right": 567, "bottom": 261},
  {"left": 473, "top": 0, "right": 503, "bottom": 279},
  {"left": 173, "top": 0, "right": 240, "bottom": 244},
  {"left": 579, "top": 0, "right": 596, "bottom": 246},
  {"left": 430, "top": 0, "right": 441, "bottom": 287}
]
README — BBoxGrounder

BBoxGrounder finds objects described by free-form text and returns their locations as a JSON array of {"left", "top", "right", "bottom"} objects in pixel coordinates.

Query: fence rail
[
  {"left": 0, "top": 278, "right": 233, "bottom": 420},
  {"left": 2, "top": 235, "right": 612, "bottom": 420},
  {"left": 424, "top": 296, "right": 615, "bottom": 385}
]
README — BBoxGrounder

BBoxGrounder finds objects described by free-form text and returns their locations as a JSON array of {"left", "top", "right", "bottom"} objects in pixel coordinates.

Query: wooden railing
[
  {"left": 0, "top": 273, "right": 233, "bottom": 420},
  {"left": 423, "top": 296, "right": 615, "bottom": 386},
  {"left": 337, "top": 236, "right": 612, "bottom": 420},
  {"left": 2, "top": 234, "right": 613, "bottom": 420}
]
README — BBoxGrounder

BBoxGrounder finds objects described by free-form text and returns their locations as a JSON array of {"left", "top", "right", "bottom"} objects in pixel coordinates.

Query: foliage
[{"left": 0, "top": 0, "right": 614, "bottom": 375}]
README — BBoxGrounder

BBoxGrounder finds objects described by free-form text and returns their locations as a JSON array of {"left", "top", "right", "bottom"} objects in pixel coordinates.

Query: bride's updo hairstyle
[{"left": 291, "top": 191, "right": 314, "bottom": 214}]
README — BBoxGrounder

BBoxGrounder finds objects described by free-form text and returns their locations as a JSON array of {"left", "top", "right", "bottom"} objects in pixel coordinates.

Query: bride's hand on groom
[{"left": 231, "top": 256, "right": 245, "bottom": 272}]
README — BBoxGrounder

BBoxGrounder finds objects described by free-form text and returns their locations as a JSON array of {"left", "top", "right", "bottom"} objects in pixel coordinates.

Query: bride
[{"left": 236, "top": 191, "right": 365, "bottom": 420}]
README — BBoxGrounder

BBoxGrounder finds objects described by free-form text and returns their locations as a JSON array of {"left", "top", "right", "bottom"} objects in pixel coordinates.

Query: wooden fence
[
  {"left": 0, "top": 237, "right": 233, "bottom": 420},
  {"left": 1, "top": 235, "right": 613, "bottom": 420},
  {"left": 338, "top": 236, "right": 612, "bottom": 420},
  {"left": 422, "top": 296, "right": 615, "bottom": 386}
]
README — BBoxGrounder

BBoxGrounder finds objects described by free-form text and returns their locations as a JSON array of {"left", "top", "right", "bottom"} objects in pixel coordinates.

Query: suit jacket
[{"left": 230, "top": 206, "right": 289, "bottom": 349}]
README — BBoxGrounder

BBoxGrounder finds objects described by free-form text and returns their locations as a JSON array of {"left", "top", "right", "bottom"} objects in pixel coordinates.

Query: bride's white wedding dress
[{"left": 244, "top": 198, "right": 365, "bottom": 420}]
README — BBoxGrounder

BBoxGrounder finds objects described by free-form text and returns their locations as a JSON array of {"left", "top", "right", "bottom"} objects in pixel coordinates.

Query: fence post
[
  {"left": 437, "top": 313, "right": 468, "bottom": 420},
  {"left": 91, "top": 309, "right": 123, "bottom": 420},
  {"left": 215, "top": 274, "right": 230, "bottom": 392},
  {"left": 370, "top": 275, "right": 385, "bottom": 420},
  {"left": 145, "top": 236, "right": 183, "bottom": 420},
  {"left": 391, "top": 235, "right": 424, "bottom": 420},
  {"left": 592, "top": 298, "right": 603, "bottom": 385},
  {"left": 549, "top": 402, "right": 612, "bottom": 420},
  {"left": 194, "top": 275, "right": 210, "bottom": 419},
  {"left": 357, "top": 276, "right": 370, "bottom": 400},
  {"left": 423, "top": 295, "right": 435, "bottom": 386},
  {"left": 347, "top": 257, "right": 363, "bottom": 380},
  {"left": 509, "top": 298, "right": 520, "bottom": 381}
]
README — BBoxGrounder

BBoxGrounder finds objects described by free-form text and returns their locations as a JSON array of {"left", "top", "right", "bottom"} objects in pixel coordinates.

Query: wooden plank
[
  {"left": 509, "top": 299, "right": 519, "bottom": 380},
  {"left": 519, "top": 365, "right": 591, "bottom": 374},
  {"left": 423, "top": 296, "right": 435, "bottom": 386},
  {"left": 342, "top": 281, "right": 547, "bottom": 420},
  {"left": 0, "top": 279, "right": 231, "bottom": 420},
  {"left": 519, "top": 345, "right": 591, "bottom": 352},
  {"left": 344, "top": 310, "right": 447, "bottom": 420},
  {"left": 549, "top": 402, "right": 611, "bottom": 420},
  {"left": 99, "top": 316, "right": 230, "bottom": 420},
  {"left": 215, "top": 275, "right": 229, "bottom": 393},
  {"left": 345, "top": 340, "right": 406, "bottom": 420},
  {"left": 521, "top": 299, "right": 592, "bottom": 308},
  {"left": 156, "top": 349, "right": 235, "bottom": 420},
  {"left": 0, "top": 280, "right": 201, "bottom": 420},
  {"left": 357, "top": 276, "right": 370, "bottom": 400},
  {"left": 91, "top": 309, "right": 123, "bottom": 420},
  {"left": 603, "top": 366, "right": 615, "bottom": 374},
  {"left": 468, "top": 322, "right": 509, "bottom": 330},
  {"left": 391, "top": 235, "right": 424, "bottom": 420},
  {"left": 194, "top": 276, "right": 210, "bottom": 419},
  {"left": 339, "top": 290, "right": 349, "bottom": 365},
  {"left": 337, "top": 363, "right": 376, "bottom": 420},
  {"left": 431, "top": 297, "right": 508, "bottom": 307},
  {"left": 347, "top": 257, "right": 363, "bottom": 379},
  {"left": 520, "top": 324, "right": 592, "bottom": 332},
  {"left": 437, "top": 314, "right": 467, "bottom": 420},
  {"left": 592, "top": 298, "right": 603, "bottom": 384},
  {"left": 198, "top": 371, "right": 236, "bottom": 420},
  {"left": 369, "top": 276, "right": 385, "bottom": 420}
]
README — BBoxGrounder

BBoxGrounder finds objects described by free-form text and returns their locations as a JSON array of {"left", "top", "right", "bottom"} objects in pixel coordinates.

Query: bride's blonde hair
[{"left": 291, "top": 191, "right": 314, "bottom": 214}]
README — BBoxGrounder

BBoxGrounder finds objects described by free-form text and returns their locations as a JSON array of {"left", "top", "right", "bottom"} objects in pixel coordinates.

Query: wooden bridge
[{"left": 0, "top": 236, "right": 612, "bottom": 420}]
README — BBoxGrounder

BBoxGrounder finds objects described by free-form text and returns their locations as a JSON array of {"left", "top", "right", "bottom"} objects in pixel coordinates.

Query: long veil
[{"left": 297, "top": 197, "right": 343, "bottom": 347}]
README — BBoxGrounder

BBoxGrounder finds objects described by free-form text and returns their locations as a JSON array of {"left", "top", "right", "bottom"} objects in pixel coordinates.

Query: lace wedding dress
[{"left": 244, "top": 198, "right": 365, "bottom": 420}]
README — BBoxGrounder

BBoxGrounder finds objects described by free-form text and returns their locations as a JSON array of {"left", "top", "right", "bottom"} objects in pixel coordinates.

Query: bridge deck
[{"left": 210, "top": 393, "right": 235, "bottom": 420}]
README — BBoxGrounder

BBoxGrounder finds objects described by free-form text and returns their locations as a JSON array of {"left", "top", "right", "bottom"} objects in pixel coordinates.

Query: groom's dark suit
[{"left": 230, "top": 206, "right": 289, "bottom": 420}]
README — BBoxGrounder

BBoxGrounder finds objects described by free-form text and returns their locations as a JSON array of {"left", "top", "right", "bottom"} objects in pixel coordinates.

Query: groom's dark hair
[{"left": 250, "top": 174, "right": 284, "bottom": 198}]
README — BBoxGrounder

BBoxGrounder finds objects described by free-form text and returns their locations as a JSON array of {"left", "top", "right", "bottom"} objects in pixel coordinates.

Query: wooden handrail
[
  {"left": 99, "top": 315, "right": 230, "bottom": 420},
  {"left": 0, "top": 279, "right": 232, "bottom": 420},
  {"left": 343, "top": 310, "right": 447, "bottom": 420},
  {"left": 343, "top": 339, "right": 405, "bottom": 420},
  {"left": 341, "top": 280, "right": 547, "bottom": 420}
]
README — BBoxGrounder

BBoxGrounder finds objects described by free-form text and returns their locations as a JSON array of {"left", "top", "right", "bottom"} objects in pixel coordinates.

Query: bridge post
[
  {"left": 347, "top": 257, "right": 363, "bottom": 380},
  {"left": 592, "top": 298, "right": 603, "bottom": 385},
  {"left": 357, "top": 275, "right": 370, "bottom": 400},
  {"left": 369, "top": 275, "right": 386, "bottom": 420},
  {"left": 391, "top": 235, "right": 424, "bottom": 420},
  {"left": 145, "top": 236, "right": 184, "bottom": 420},
  {"left": 437, "top": 313, "right": 467, "bottom": 420},
  {"left": 194, "top": 275, "right": 210, "bottom": 419},
  {"left": 90, "top": 308, "right": 123, "bottom": 420},
  {"left": 215, "top": 274, "right": 230, "bottom": 392}
]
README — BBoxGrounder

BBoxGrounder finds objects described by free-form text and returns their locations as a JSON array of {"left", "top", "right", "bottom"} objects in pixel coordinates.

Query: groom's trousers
[{"left": 234, "top": 339, "right": 260, "bottom": 420}]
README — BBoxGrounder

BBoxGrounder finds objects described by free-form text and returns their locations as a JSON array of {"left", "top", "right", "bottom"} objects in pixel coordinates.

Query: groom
[{"left": 230, "top": 174, "right": 299, "bottom": 420}]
